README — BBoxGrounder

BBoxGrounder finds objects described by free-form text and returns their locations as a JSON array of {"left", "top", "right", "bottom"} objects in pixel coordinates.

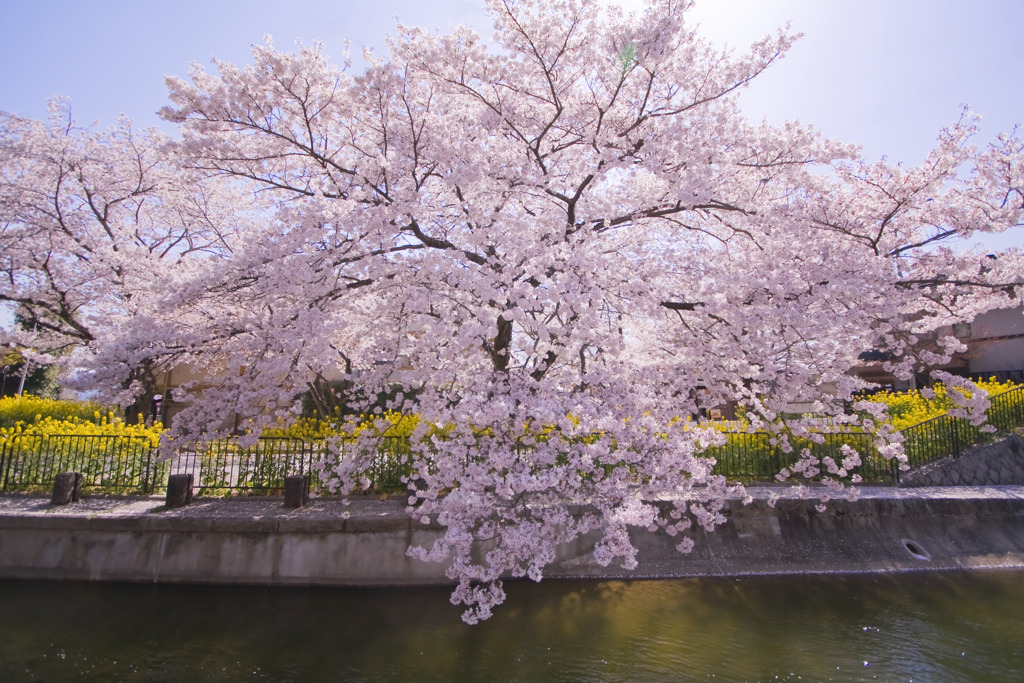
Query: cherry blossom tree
[
  {"left": 0, "top": 101, "right": 244, "bottom": 418},
  {"left": 11, "top": 0, "right": 1023, "bottom": 621}
]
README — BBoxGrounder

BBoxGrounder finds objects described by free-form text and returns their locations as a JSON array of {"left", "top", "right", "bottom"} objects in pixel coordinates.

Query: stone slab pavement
[{"left": 3, "top": 483, "right": 1024, "bottom": 523}]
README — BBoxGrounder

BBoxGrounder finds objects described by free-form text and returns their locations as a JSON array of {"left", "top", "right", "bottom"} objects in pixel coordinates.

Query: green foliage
[
  {"left": 0, "top": 347, "right": 20, "bottom": 368},
  {"left": 19, "top": 364, "right": 61, "bottom": 399},
  {"left": 617, "top": 42, "right": 638, "bottom": 76}
]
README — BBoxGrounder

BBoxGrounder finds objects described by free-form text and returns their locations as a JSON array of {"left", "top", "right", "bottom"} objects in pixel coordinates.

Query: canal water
[{"left": 2, "top": 571, "right": 1022, "bottom": 682}]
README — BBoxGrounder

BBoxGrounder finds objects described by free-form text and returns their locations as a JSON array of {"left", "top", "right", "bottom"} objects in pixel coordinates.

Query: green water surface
[{"left": 1, "top": 571, "right": 1022, "bottom": 682}]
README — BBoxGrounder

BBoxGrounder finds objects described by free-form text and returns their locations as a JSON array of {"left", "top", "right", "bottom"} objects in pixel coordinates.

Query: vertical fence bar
[
  {"left": 951, "top": 416, "right": 961, "bottom": 460},
  {"left": 0, "top": 439, "right": 10, "bottom": 490},
  {"left": 143, "top": 441, "right": 154, "bottom": 494}
]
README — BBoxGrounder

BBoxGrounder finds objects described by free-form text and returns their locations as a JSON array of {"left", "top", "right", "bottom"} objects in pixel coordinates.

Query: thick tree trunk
[
  {"left": 488, "top": 316, "right": 513, "bottom": 372},
  {"left": 124, "top": 359, "right": 159, "bottom": 425},
  {"left": 305, "top": 375, "right": 354, "bottom": 418}
]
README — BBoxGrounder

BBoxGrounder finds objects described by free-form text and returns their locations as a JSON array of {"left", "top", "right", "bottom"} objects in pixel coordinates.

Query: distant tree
[
  {"left": 20, "top": 364, "right": 61, "bottom": 399},
  {"left": 0, "top": 101, "right": 245, "bottom": 419},
  {"left": 0, "top": 345, "right": 23, "bottom": 397},
  {"left": 0, "top": 349, "right": 58, "bottom": 398},
  {"left": 0, "top": 316, "right": 60, "bottom": 398}
]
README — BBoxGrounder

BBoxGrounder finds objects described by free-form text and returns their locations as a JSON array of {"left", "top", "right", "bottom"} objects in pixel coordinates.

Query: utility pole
[
  {"left": 16, "top": 321, "right": 37, "bottom": 396},
  {"left": 16, "top": 357, "right": 29, "bottom": 396}
]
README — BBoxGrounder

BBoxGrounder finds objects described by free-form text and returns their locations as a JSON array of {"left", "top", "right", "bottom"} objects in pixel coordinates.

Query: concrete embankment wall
[
  {"left": 0, "top": 503, "right": 451, "bottom": 585},
  {"left": 2, "top": 492, "right": 1024, "bottom": 585},
  {"left": 601, "top": 496, "right": 1024, "bottom": 580}
]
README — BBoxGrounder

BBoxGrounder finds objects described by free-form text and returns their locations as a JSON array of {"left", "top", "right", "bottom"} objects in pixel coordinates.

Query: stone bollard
[
  {"left": 51, "top": 472, "right": 78, "bottom": 505},
  {"left": 165, "top": 473, "right": 194, "bottom": 508},
  {"left": 72, "top": 472, "right": 84, "bottom": 502},
  {"left": 283, "top": 475, "right": 309, "bottom": 509}
]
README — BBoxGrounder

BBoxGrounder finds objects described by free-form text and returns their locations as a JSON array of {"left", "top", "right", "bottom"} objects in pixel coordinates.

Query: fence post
[
  {"left": 142, "top": 444, "right": 155, "bottom": 495},
  {"left": 951, "top": 417, "right": 961, "bottom": 459},
  {"left": 303, "top": 440, "right": 312, "bottom": 498}
]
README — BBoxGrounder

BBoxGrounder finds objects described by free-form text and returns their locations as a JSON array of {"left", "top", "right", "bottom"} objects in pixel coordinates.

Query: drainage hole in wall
[{"left": 902, "top": 538, "right": 931, "bottom": 562}]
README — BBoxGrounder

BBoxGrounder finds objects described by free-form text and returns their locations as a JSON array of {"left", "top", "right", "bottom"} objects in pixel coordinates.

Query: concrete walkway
[
  {"left": 0, "top": 491, "right": 410, "bottom": 524},
  {"left": 3, "top": 483, "right": 1024, "bottom": 523}
]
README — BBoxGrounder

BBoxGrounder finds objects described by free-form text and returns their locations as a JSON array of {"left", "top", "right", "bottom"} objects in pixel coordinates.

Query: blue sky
[{"left": 1, "top": 0, "right": 1022, "bottom": 328}]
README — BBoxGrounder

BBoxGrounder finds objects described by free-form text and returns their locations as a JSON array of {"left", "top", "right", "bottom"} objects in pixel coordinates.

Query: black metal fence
[
  {"left": 166, "top": 437, "right": 314, "bottom": 494},
  {"left": 0, "top": 433, "right": 414, "bottom": 495},
  {"left": 0, "top": 434, "right": 161, "bottom": 493},
  {"left": 2, "top": 386, "right": 1021, "bottom": 495},
  {"left": 705, "top": 430, "right": 899, "bottom": 483},
  {"left": 897, "top": 383, "right": 1024, "bottom": 477},
  {"left": 710, "top": 385, "right": 1023, "bottom": 484}
]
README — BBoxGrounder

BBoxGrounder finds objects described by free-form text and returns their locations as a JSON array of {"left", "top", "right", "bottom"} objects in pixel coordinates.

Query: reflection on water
[{"left": 1, "top": 571, "right": 1022, "bottom": 682}]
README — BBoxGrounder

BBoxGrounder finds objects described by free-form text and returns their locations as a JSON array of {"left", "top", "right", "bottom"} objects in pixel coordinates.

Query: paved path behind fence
[{"left": 3, "top": 483, "right": 1024, "bottom": 522}]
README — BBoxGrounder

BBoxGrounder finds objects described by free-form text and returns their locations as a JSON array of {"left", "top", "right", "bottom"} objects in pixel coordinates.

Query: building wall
[
  {"left": 854, "top": 304, "right": 1024, "bottom": 389},
  {"left": 964, "top": 307, "right": 1024, "bottom": 378}
]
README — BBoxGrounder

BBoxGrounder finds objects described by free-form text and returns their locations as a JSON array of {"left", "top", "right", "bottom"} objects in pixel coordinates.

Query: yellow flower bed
[
  {"left": 1, "top": 394, "right": 107, "bottom": 428},
  {"left": 0, "top": 394, "right": 162, "bottom": 445},
  {"left": 864, "top": 378, "right": 1020, "bottom": 430},
  {"left": 261, "top": 410, "right": 422, "bottom": 440},
  {"left": 2, "top": 381, "right": 1018, "bottom": 491},
  {"left": 0, "top": 395, "right": 165, "bottom": 493}
]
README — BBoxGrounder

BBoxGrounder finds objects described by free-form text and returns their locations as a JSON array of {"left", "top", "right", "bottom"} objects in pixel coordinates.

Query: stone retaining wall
[{"left": 2, "top": 494, "right": 1024, "bottom": 585}]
